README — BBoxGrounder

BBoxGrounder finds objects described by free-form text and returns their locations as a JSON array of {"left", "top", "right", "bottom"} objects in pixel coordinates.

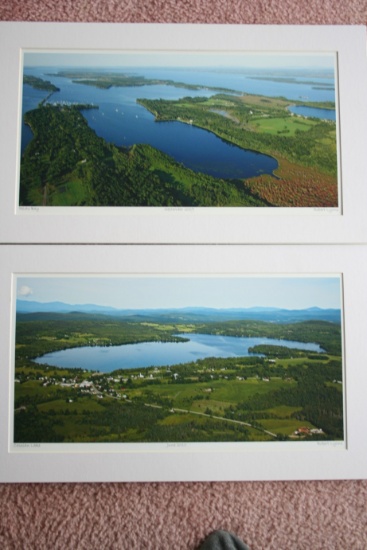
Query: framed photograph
[
  {"left": 1, "top": 244, "right": 366, "bottom": 482},
  {"left": 0, "top": 23, "right": 367, "bottom": 243}
]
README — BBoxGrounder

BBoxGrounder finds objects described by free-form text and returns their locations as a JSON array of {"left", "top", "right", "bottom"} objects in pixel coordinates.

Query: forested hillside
[{"left": 20, "top": 104, "right": 267, "bottom": 207}]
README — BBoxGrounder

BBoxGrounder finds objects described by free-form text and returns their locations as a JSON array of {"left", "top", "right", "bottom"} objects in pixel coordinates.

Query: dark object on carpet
[{"left": 198, "top": 530, "right": 250, "bottom": 550}]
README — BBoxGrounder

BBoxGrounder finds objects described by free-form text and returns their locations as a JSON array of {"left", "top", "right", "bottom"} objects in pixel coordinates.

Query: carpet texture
[{"left": 1, "top": 1, "right": 367, "bottom": 549}]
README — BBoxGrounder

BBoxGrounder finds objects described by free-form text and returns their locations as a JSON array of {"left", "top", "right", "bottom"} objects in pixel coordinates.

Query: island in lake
[{"left": 19, "top": 52, "right": 338, "bottom": 208}]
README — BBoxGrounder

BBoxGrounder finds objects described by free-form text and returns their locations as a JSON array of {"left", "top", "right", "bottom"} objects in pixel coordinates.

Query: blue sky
[
  {"left": 23, "top": 51, "right": 335, "bottom": 71},
  {"left": 16, "top": 275, "right": 342, "bottom": 310}
]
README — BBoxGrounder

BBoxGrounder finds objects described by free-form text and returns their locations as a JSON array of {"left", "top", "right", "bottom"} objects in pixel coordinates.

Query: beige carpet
[{"left": 1, "top": 1, "right": 367, "bottom": 548}]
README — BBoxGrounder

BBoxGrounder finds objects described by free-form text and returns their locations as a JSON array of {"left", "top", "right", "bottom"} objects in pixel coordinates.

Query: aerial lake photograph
[
  {"left": 14, "top": 275, "right": 344, "bottom": 444},
  {"left": 19, "top": 51, "right": 338, "bottom": 208}
]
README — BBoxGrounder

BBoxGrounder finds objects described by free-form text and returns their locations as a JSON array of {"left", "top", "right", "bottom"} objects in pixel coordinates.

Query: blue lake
[
  {"left": 21, "top": 65, "right": 336, "bottom": 180},
  {"left": 289, "top": 105, "right": 336, "bottom": 121},
  {"left": 33, "top": 332, "right": 324, "bottom": 373}
]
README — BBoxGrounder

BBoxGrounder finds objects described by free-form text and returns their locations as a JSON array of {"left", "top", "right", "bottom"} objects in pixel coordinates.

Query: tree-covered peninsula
[
  {"left": 20, "top": 104, "right": 267, "bottom": 207},
  {"left": 24, "top": 75, "right": 60, "bottom": 93}
]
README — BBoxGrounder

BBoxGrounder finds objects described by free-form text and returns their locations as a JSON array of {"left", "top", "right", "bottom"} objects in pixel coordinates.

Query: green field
[{"left": 252, "top": 116, "right": 318, "bottom": 136}]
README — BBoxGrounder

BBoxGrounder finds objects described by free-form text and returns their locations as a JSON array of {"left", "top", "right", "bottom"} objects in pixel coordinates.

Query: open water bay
[
  {"left": 33, "top": 333, "right": 324, "bottom": 373},
  {"left": 288, "top": 105, "right": 336, "bottom": 121}
]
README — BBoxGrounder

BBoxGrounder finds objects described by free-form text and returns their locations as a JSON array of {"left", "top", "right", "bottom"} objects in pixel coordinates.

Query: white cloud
[{"left": 17, "top": 285, "right": 33, "bottom": 297}]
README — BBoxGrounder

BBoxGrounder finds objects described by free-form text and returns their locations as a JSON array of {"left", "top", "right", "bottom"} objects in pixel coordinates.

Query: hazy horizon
[
  {"left": 23, "top": 51, "right": 336, "bottom": 71},
  {"left": 16, "top": 275, "right": 342, "bottom": 311}
]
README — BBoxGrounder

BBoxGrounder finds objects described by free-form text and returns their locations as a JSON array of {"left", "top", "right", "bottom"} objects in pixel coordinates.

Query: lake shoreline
[{"left": 32, "top": 332, "right": 325, "bottom": 373}]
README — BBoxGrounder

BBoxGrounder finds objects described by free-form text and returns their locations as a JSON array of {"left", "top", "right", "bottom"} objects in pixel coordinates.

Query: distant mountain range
[{"left": 16, "top": 300, "right": 341, "bottom": 324}]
